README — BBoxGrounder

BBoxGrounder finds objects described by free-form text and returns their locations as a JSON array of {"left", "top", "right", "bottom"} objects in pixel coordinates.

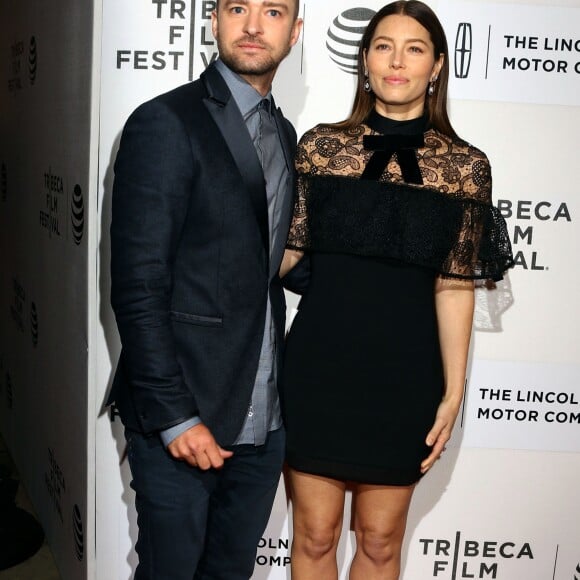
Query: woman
[{"left": 280, "top": 2, "right": 514, "bottom": 579}]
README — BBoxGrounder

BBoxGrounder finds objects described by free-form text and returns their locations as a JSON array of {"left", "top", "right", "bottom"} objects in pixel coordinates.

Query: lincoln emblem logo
[{"left": 455, "top": 23, "right": 472, "bottom": 78}]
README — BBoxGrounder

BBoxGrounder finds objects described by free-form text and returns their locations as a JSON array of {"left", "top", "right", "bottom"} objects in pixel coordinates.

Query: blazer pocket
[{"left": 170, "top": 311, "right": 223, "bottom": 327}]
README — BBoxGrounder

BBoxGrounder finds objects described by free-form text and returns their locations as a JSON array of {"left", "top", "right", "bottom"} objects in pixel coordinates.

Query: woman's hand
[
  {"left": 420, "top": 397, "right": 461, "bottom": 474},
  {"left": 280, "top": 249, "right": 304, "bottom": 277},
  {"left": 421, "top": 277, "right": 475, "bottom": 474}
]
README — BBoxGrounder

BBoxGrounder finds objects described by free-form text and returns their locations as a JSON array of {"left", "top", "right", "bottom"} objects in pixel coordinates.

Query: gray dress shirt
[{"left": 160, "top": 59, "right": 289, "bottom": 447}]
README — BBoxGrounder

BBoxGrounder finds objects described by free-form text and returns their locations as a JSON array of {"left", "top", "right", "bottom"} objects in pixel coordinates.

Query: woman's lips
[{"left": 384, "top": 76, "right": 408, "bottom": 84}]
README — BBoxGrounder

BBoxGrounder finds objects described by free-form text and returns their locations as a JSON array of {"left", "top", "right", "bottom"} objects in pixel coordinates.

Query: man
[{"left": 109, "top": 1, "right": 303, "bottom": 578}]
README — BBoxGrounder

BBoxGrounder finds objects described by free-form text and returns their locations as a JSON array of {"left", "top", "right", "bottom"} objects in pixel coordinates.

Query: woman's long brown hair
[{"left": 334, "top": 0, "right": 458, "bottom": 138}]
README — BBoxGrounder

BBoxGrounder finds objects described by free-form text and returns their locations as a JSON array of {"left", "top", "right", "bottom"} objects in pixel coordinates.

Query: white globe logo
[{"left": 326, "top": 8, "right": 376, "bottom": 74}]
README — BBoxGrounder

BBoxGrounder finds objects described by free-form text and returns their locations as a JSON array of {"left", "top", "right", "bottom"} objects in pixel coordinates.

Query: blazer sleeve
[{"left": 110, "top": 98, "right": 199, "bottom": 434}]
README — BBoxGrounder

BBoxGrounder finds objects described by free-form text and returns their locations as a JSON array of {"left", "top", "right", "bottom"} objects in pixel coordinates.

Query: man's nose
[{"left": 243, "top": 8, "right": 264, "bottom": 36}]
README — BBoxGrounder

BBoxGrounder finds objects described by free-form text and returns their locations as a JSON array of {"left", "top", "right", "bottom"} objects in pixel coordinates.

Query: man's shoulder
[
  {"left": 138, "top": 78, "right": 206, "bottom": 113},
  {"left": 122, "top": 77, "right": 210, "bottom": 133}
]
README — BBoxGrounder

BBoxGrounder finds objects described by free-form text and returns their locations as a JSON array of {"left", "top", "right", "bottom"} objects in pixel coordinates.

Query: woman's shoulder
[
  {"left": 298, "top": 123, "right": 366, "bottom": 145},
  {"left": 426, "top": 129, "right": 490, "bottom": 164},
  {"left": 296, "top": 123, "right": 368, "bottom": 174},
  {"left": 422, "top": 129, "right": 492, "bottom": 202}
]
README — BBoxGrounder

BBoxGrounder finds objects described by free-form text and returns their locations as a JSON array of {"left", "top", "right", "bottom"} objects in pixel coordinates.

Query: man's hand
[{"left": 167, "top": 423, "right": 233, "bottom": 470}]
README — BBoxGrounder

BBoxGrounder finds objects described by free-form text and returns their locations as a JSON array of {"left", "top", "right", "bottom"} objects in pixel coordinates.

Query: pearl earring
[
  {"left": 428, "top": 77, "right": 437, "bottom": 96},
  {"left": 364, "top": 70, "right": 371, "bottom": 93}
]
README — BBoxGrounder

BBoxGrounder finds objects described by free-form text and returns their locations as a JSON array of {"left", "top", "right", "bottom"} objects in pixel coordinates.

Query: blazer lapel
[
  {"left": 270, "top": 105, "right": 296, "bottom": 278},
  {"left": 201, "top": 64, "right": 270, "bottom": 257}
]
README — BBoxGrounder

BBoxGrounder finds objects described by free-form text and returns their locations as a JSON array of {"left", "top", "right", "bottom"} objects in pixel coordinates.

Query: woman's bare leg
[
  {"left": 289, "top": 469, "right": 347, "bottom": 579},
  {"left": 349, "top": 484, "right": 415, "bottom": 580}
]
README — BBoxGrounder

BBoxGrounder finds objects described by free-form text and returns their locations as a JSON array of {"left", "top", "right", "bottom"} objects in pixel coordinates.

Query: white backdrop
[{"left": 95, "top": 1, "right": 580, "bottom": 579}]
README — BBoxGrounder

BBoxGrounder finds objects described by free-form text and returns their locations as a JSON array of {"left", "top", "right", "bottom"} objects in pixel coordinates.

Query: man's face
[{"left": 212, "top": 0, "right": 302, "bottom": 79}]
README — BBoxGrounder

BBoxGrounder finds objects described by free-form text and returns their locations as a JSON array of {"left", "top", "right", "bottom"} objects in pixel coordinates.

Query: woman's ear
[{"left": 432, "top": 53, "right": 444, "bottom": 81}]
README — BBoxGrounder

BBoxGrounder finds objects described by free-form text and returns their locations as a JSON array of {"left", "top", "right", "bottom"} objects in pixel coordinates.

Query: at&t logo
[
  {"left": 71, "top": 184, "right": 84, "bottom": 245},
  {"left": 72, "top": 505, "right": 84, "bottom": 561},
  {"left": 31, "top": 302, "right": 39, "bottom": 347},
  {"left": 29, "top": 36, "right": 37, "bottom": 85},
  {"left": 326, "top": 8, "right": 375, "bottom": 74}
]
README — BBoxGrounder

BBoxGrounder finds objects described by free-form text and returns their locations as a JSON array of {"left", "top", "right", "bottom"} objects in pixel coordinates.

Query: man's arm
[{"left": 111, "top": 99, "right": 198, "bottom": 435}]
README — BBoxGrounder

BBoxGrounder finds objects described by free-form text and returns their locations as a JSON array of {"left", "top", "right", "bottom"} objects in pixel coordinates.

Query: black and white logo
[
  {"left": 1, "top": 162, "right": 6, "bottom": 202},
  {"left": 116, "top": 1, "right": 188, "bottom": 72},
  {"left": 29, "top": 36, "right": 37, "bottom": 85},
  {"left": 326, "top": 8, "right": 376, "bottom": 74},
  {"left": 419, "top": 532, "right": 534, "bottom": 578},
  {"left": 71, "top": 184, "right": 84, "bottom": 245},
  {"left": 498, "top": 198, "right": 572, "bottom": 272},
  {"left": 31, "top": 302, "right": 39, "bottom": 347},
  {"left": 574, "top": 562, "right": 580, "bottom": 580},
  {"left": 72, "top": 505, "right": 84, "bottom": 561},
  {"left": 256, "top": 537, "right": 291, "bottom": 568},
  {"left": 454, "top": 23, "right": 473, "bottom": 79}
]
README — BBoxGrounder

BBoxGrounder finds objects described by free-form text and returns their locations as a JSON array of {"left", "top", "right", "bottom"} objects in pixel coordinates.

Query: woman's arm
[
  {"left": 421, "top": 277, "right": 475, "bottom": 474},
  {"left": 280, "top": 248, "right": 304, "bottom": 278}
]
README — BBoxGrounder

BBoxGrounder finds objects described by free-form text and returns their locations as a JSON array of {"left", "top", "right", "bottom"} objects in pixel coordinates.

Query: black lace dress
[{"left": 281, "top": 112, "right": 513, "bottom": 485}]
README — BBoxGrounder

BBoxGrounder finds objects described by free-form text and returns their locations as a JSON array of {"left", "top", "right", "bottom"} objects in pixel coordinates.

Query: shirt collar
[{"left": 214, "top": 59, "right": 272, "bottom": 118}]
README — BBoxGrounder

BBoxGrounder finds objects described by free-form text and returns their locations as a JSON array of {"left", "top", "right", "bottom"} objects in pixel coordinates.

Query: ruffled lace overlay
[{"left": 288, "top": 124, "right": 514, "bottom": 281}]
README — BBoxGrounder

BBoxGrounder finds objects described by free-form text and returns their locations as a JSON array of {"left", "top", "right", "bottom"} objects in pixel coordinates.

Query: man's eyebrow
[{"left": 222, "top": 0, "right": 291, "bottom": 8}]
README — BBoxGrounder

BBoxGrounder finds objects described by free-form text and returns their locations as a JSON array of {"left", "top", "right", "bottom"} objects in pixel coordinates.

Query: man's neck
[{"left": 237, "top": 71, "right": 276, "bottom": 97}]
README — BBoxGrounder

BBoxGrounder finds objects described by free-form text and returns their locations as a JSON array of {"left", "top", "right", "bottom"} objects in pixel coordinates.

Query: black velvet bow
[{"left": 362, "top": 133, "right": 425, "bottom": 184}]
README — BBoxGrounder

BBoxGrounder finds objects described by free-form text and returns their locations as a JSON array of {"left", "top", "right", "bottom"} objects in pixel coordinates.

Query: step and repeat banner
[
  {"left": 0, "top": 1, "right": 97, "bottom": 579},
  {"left": 61, "top": 0, "right": 580, "bottom": 580}
]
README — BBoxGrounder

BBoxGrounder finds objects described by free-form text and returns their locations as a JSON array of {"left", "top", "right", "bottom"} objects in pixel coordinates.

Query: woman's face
[{"left": 364, "top": 14, "right": 443, "bottom": 120}]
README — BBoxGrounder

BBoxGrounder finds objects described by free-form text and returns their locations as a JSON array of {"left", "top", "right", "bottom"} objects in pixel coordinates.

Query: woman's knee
[
  {"left": 293, "top": 520, "right": 341, "bottom": 560},
  {"left": 355, "top": 527, "right": 402, "bottom": 566}
]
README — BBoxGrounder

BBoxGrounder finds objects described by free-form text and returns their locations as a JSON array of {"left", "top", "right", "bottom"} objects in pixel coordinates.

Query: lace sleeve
[
  {"left": 440, "top": 153, "right": 513, "bottom": 280},
  {"left": 286, "top": 132, "right": 315, "bottom": 250}
]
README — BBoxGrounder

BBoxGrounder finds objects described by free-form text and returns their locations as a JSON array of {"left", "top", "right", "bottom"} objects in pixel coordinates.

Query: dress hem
[{"left": 286, "top": 450, "right": 423, "bottom": 486}]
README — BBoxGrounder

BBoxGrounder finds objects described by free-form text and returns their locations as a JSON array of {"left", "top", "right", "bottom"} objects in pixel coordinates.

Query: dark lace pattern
[{"left": 288, "top": 123, "right": 514, "bottom": 280}]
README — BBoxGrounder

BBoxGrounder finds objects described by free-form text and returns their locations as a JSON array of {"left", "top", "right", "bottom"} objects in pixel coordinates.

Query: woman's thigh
[
  {"left": 289, "top": 469, "right": 347, "bottom": 536},
  {"left": 352, "top": 483, "right": 415, "bottom": 539}
]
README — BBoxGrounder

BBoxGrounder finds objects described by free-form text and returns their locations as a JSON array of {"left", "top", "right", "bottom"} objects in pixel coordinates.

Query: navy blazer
[{"left": 109, "top": 62, "right": 301, "bottom": 444}]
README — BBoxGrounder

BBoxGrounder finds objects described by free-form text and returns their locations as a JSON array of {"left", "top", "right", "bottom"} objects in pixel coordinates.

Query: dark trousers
[{"left": 125, "top": 427, "right": 285, "bottom": 580}]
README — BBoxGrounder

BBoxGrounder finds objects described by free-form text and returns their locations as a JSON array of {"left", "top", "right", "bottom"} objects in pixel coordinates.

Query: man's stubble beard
[{"left": 217, "top": 36, "right": 291, "bottom": 78}]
